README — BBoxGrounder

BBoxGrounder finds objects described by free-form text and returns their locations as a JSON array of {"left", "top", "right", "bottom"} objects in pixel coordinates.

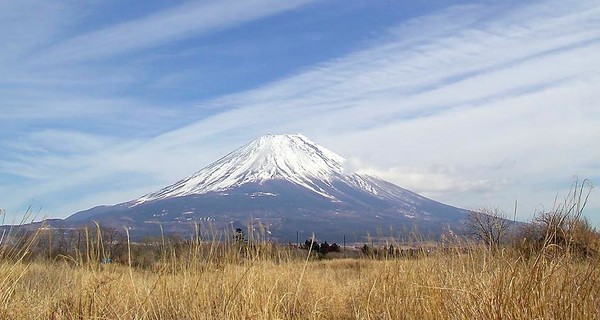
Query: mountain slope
[
  {"left": 134, "top": 134, "right": 345, "bottom": 204},
  {"left": 67, "top": 134, "right": 469, "bottom": 242}
]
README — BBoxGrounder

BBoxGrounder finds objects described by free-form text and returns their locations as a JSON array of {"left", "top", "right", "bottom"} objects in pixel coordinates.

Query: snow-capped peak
[{"left": 134, "top": 134, "right": 347, "bottom": 205}]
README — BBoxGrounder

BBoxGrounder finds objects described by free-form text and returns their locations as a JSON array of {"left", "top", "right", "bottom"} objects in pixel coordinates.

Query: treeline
[{"left": 300, "top": 239, "right": 341, "bottom": 255}]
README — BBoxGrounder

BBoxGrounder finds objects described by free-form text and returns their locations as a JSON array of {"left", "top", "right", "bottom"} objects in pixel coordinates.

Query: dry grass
[
  {"left": 2, "top": 181, "right": 598, "bottom": 319},
  {"left": 0, "top": 242, "right": 598, "bottom": 319}
]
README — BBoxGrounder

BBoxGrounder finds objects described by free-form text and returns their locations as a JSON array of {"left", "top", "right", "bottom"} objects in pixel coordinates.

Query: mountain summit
[
  {"left": 67, "top": 134, "right": 469, "bottom": 242},
  {"left": 135, "top": 134, "right": 346, "bottom": 204}
]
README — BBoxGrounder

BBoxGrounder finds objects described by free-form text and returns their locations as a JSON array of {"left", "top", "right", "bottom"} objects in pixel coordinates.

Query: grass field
[
  {"left": 1, "top": 182, "right": 597, "bottom": 319},
  {"left": 0, "top": 237, "right": 598, "bottom": 319}
]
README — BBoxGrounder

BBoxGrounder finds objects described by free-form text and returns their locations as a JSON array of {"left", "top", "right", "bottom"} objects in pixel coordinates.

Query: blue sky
[{"left": 1, "top": 0, "right": 599, "bottom": 225}]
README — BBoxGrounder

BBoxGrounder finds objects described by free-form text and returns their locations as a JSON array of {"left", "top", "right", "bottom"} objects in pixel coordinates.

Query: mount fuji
[{"left": 65, "top": 134, "right": 470, "bottom": 242}]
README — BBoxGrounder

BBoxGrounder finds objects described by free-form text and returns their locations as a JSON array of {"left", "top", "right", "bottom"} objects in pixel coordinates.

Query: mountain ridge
[{"left": 64, "top": 134, "right": 470, "bottom": 242}]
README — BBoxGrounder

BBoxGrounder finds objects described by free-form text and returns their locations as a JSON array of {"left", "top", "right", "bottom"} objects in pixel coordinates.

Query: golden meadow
[{"left": 0, "top": 182, "right": 598, "bottom": 319}]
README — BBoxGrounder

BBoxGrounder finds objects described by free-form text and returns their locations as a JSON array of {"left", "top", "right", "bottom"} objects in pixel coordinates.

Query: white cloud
[{"left": 346, "top": 158, "right": 500, "bottom": 196}]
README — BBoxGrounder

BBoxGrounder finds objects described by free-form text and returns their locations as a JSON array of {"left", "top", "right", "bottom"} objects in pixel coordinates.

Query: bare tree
[{"left": 467, "top": 207, "right": 512, "bottom": 249}]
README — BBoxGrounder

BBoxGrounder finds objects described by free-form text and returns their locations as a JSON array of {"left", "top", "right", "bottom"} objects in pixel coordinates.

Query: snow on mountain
[
  {"left": 65, "top": 133, "right": 471, "bottom": 242},
  {"left": 134, "top": 134, "right": 349, "bottom": 205}
]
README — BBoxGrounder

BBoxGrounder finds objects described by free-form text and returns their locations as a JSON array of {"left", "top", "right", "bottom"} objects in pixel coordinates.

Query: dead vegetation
[
  {"left": 0, "top": 180, "right": 598, "bottom": 319},
  {"left": 0, "top": 240, "right": 598, "bottom": 319}
]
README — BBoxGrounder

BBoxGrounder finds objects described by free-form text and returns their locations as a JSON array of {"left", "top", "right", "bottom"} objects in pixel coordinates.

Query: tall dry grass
[{"left": 0, "top": 233, "right": 598, "bottom": 319}]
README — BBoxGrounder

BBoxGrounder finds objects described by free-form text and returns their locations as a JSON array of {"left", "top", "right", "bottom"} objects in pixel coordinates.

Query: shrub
[{"left": 516, "top": 178, "right": 598, "bottom": 257}]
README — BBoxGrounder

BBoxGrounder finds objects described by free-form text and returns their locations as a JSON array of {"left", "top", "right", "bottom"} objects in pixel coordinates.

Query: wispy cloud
[
  {"left": 36, "top": 0, "right": 315, "bottom": 64},
  {"left": 1, "top": 0, "right": 599, "bottom": 224},
  {"left": 0, "top": 1, "right": 73, "bottom": 63},
  {"left": 0, "top": 0, "right": 316, "bottom": 125}
]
